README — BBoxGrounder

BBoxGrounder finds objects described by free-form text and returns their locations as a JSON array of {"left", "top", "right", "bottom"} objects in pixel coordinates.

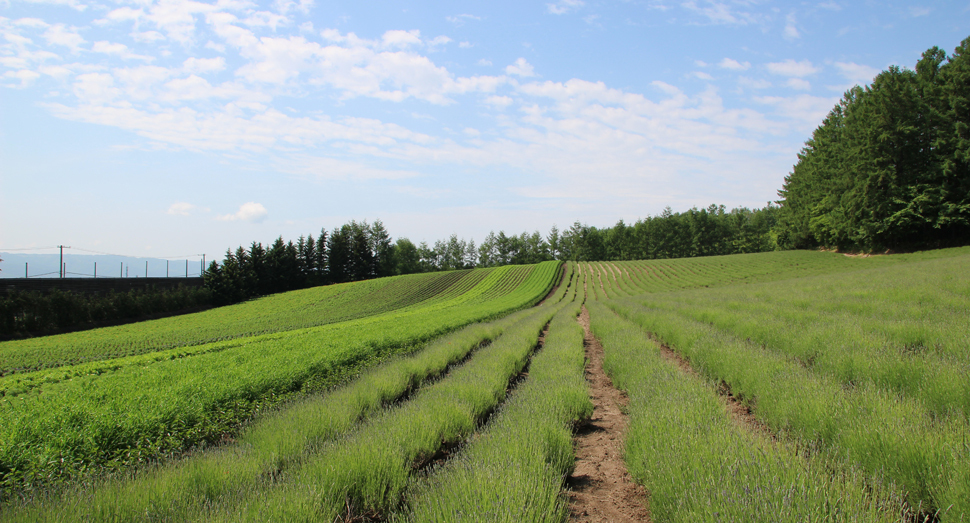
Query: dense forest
[{"left": 775, "top": 37, "right": 970, "bottom": 251}]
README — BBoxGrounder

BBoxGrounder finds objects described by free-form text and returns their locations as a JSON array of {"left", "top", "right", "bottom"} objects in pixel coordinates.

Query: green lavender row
[
  {"left": 605, "top": 300, "right": 969, "bottom": 520},
  {"left": 588, "top": 302, "right": 907, "bottom": 522},
  {"left": 402, "top": 300, "right": 592, "bottom": 523},
  {"left": 197, "top": 299, "right": 569, "bottom": 521}
]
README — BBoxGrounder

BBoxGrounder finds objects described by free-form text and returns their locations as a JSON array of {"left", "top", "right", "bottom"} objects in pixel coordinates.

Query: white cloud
[
  {"left": 459, "top": 41, "right": 472, "bottom": 49},
  {"left": 766, "top": 59, "right": 818, "bottom": 77},
  {"left": 833, "top": 61, "right": 880, "bottom": 87},
  {"left": 427, "top": 35, "right": 452, "bottom": 47},
  {"left": 818, "top": 2, "right": 841, "bottom": 10},
  {"left": 73, "top": 73, "right": 120, "bottom": 104},
  {"left": 4, "top": 69, "right": 41, "bottom": 87},
  {"left": 92, "top": 40, "right": 154, "bottom": 61},
  {"left": 485, "top": 95, "right": 513, "bottom": 108},
  {"left": 14, "top": 18, "right": 49, "bottom": 29},
  {"left": 217, "top": 202, "right": 268, "bottom": 222},
  {"left": 114, "top": 66, "right": 173, "bottom": 99},
  {"left": 273, "top": 0, "right": 313, "bottom": 16},
  {"left": 755, "top": 94, "right": 838, "bottom": 128},
  {"left": 505, "top": 57, "right": 536, "bottom": 77},
  {"left": 547, "top": 0, "right": 584, "bottom": 15},
  {"left": 15, "top": 0, "right": 87, "bottom": 11},
  {"left": 477, "top": 58, "right": 492, "bottom": 66},
  {"left": 381, "top": 29, "right": 422, "bottom": 48},
  {"left": 183, "top": 56, "right": 226, "bottom": 74},
  {"left": 43, "top": 24, "right": 85, "bottom": 52},
  {"left": 692, "top": 71, "right": 713, "bottom": 80},
  {"left": 167, "top": 202, "right": 197, "bottom": 215},
  {"left": 163, "top": 75, "right": 217, "bottom": 100},
  {"left": 786, "top": 78, "right": 811, "bottom": 90},
  {"left": 718, "top": 58, "right": 750, "bottom": 71},
  {"left": 463, "top": 127, "right": 481, "bottom": 137}
]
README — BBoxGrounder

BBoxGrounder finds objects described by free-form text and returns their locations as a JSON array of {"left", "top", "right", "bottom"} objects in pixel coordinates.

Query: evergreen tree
[{"left": 395, "top": 238, "right": 421, "bottom": 275}]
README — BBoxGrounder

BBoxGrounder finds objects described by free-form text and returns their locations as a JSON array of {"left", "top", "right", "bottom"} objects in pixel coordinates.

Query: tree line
[
  {"left": 203, "top": 205, "right": 779, "bottom": 305},
  {"left": 776, "top": 37, "right": 970, "bottom": 252},
  {"left": 0, "top": 285, "right": 212, "bottom": 340}
]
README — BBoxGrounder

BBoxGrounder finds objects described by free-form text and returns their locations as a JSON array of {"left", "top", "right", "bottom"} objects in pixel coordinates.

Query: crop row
[
  {"left": 587, "top": 301, "right": 908, "bottom": 522},
  {"left": 404, "top": 299, "right": 591, "bottom": 522},
  {"left": 605, "top": 296, "right": 970, "bottom": 520},
  {"left": 0, "top": 270, "right": 484, "bottom": 375},
  {"left": 619, "top": 254, "right": 970, "bottom": 418},
  {"left": 198, "top": 295, "right": 567, "bottom": 521},
  {"left": 7, "top": 300, "right": 551, "bottom": 521},
  {"left": 0, "top": 262, "right": 561, "bottom": 497},
  {"left": 600, "top": 247, "right": 970, "bottom": 295}
]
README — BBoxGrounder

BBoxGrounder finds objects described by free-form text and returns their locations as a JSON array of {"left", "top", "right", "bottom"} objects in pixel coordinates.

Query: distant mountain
[{"left": 0, "top": 253, "right": 205, "bottom": 279}]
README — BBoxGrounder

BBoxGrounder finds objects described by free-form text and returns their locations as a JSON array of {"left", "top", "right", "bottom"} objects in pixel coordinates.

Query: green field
[{"left": 1, "top": 248, "right": 968, "bottom": 522}]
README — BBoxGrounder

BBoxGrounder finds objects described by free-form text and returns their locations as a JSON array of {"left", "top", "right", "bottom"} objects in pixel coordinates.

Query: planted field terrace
[{"left": 1, "top": 248, "right": 968, "bottom": 522}]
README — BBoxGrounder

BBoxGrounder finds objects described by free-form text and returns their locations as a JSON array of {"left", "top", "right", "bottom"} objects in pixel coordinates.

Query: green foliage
[{"left": 777, "top": 37, "right": 970, "bottom": 251}]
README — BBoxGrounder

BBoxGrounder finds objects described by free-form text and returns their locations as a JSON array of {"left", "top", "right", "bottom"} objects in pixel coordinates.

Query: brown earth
[{"left": 567, "top": 306, "right": 651, "bottom": 523}]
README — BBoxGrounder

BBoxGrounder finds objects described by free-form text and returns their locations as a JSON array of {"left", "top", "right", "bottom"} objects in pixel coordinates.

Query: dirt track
[{"left": 567, "top": 306, "right": 651, "bottom": 523}]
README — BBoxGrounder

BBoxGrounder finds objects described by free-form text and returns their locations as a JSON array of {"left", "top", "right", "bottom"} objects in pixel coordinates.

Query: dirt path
[{"left": 567, "top": 306, "right": 651, "bottom": 523}]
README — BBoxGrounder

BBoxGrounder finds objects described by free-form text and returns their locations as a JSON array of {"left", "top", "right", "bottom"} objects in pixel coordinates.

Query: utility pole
[
  {"left": 167, "top": 260, "right": 169, "bottom": 278},
  {"left": 25, "top": 263, "right": 27, "bottom": 278},
  {"left": 94, "top": 262, "right": 97, "bottom": 279},
  {"left": 145, "top": 261, "right": 148, "bottom": 278},
  {"left": 120, "top": 262, "right": 123, "bottom": 278},
  {"left": 59, "top": 245, "right": 63, "bottom": 278}
]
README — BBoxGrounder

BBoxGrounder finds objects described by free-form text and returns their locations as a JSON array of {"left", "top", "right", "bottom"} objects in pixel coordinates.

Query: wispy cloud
[
  {"left": 446, "top": 14, "right": 481, "bottom": 26},
  {"left": 166, "top": 202, "right": 197, "bottom": 216},
  {"left": 547, "top": 0, "right": 584, "bottom": 15},
  {"left": 784, "top": 13, "right": 800, "bottom": 40},
  {"left": 766, "top": 59, "right": 819, "bottom": 77},
  {"left": 718, "top": 58, "right": 750, "bottom": 71}
]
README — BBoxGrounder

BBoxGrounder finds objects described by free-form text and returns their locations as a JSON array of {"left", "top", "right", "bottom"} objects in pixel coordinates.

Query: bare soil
[{"left": 567, "top": 306, "right": 651, "bottom": 523}]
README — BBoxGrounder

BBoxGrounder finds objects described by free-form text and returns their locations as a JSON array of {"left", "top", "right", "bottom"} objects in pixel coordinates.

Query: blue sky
[{"left": 2, "top": 0, "right": 968, "bottom": 262}]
